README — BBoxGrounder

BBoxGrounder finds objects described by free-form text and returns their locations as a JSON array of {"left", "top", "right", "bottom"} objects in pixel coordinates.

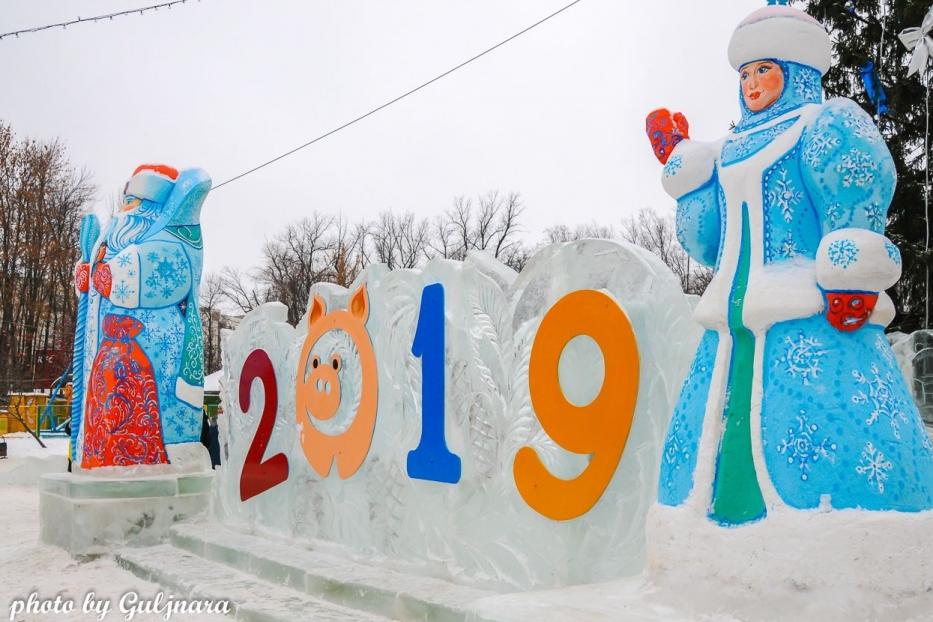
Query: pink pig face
[{"left": 302, "top": 349, "right": 342, "bottom": 422}]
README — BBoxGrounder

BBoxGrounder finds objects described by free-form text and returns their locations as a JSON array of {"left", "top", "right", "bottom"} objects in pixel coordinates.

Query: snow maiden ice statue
[
  {"left": 645, "top": 1, "right": 933, "bottom": 596},
  {"left": 72, "top": 164, "right": 212, "bottom": 469}
]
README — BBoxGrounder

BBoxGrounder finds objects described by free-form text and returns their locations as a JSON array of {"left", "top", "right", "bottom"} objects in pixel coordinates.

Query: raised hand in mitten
[{"left": 646, "top": 108, "right": 690, "bottom": 164}]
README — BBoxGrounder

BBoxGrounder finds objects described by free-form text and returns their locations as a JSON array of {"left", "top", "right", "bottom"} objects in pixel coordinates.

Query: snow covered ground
[
  {"left": 0, "top": 435, "right": 230, "bottom": 622},
  {"left": 3, "top": 430, "right": 933, "bottom": 621},
  {"left": 0, "top": 433, "right": 68, "bottom": 486}
]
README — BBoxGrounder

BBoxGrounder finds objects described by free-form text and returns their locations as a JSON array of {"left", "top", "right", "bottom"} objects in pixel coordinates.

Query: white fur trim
[
  {"left": 107, "top": 249, "right": 140, "bottom": 308},
  {"left": 125, "top": 171, "right": 174, "bottom": 203},
  {"left": 728, "top": 8, "right": 831, "bottom": 73},
  {"left": 661, "top": 140, "right": 719, "bottom": 200},
  {"left": 870, "top": 291, "right": 896, "bottom": 327},
  {"left": 743, "top": 258, "right": 824, "bottom": 332},
  {"left": 693, "top": 107, "right": 820, "bottom": 334},
  {"left": 175, "top": 377, "right": 204, "bottom": 409},
  {"left": 816, "top": 229, "right": 901, "bottom": 292}
]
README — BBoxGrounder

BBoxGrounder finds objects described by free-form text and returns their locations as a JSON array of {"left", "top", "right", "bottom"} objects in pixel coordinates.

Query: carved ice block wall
[{"left": 215, "top": 240, "right": 701, "bottom": 590}]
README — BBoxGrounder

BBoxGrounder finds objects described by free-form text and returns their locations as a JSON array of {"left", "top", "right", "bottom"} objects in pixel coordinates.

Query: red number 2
[{"left": 239, "top": 349, "right": 289, "bottom": 501}]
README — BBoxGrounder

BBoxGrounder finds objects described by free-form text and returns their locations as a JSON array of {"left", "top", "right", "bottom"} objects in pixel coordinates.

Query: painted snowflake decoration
[
  {"left": 842, "top": 108, "right": 882, "bottom": 144},
  {"left": 662, "top": 417, "right": 690, "bottom": 467},
  {"left": 664, "top": 155, "right": 683, "bottom": 178},
  {"left": 885, "top": 240, "right": 901, "bottom": 266},
  {"left": 781, "top": 332, "right": 827, "bottom": 385},
  {"left": 864, "top": 203, "right": 885, "bottom": 232},
  {"left": 852, "top": 363, "right": 910, "bottom": 438},
  {"left": 768, "top": 168, "right": 803, "bottom": 222},
  {"left": 777, "top": 410, "right": 837, "bottom": 481},
  {"left": 825, "top": 202, "right": 847, "bottom": 228},
  {"left": 855, "top": 441, "right": 893, "bottom": 493},
  {"left": 793, "top": 72, "right": 822, "bottom": 102},
  {"left": 922, "top": 432, "right": 933, "bottom": 458},
  {"left": 836, "top": 148, "right": 877, "bottom": 188},
  {"left": 827, "top": 238, "right": 859, "bottom": 268},
  {"left": 116, "top": 254, "right": 133, "bottom": 268},
  {"left": 779, "top": 230, "right": 798, "bottom": 259},
  {"left": 112, "top": 282, "right": 131, "bottom": 303},
  {"left": 803, "top": 130, "right": 840, "bottom": 169},
  {"left": 875, "top": 333, "right": 896, "bottom": 367}
]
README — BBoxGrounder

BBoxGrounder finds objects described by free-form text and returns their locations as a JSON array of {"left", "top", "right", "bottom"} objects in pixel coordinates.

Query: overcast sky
[{"left": 1, "top": 0, "right": 763, "bottom": 277}]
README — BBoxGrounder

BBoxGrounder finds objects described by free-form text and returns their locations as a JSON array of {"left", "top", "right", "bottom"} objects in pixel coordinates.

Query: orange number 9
[{"left": 514, "top": 289, "right": 639, "bottom": 521}]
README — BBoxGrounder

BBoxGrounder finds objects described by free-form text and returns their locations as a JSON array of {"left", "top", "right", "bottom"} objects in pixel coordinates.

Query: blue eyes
[{"left": 741, "top": 65, "right": 774, "bottom": 80}]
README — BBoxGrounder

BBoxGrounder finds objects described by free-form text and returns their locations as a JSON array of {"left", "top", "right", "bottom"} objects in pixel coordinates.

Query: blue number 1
[{"left": 407, "top": 283, "right": 462, "bottom": 484}]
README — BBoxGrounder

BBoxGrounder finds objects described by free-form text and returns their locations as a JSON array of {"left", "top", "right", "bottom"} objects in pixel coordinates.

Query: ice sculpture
[
  {"left": 645, "top": 0, "right": 933, "bottom": 600},
  {"left": 216, "top": 241, "right": 700, "bottom": 589},
  {"left": 73, "top": 164, "right": 212, "bottom": 468}
]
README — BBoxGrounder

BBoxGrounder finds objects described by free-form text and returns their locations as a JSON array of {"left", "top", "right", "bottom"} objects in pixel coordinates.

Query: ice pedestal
[{"left": 39, "top": 444, "right": 214, "bottom": 555}]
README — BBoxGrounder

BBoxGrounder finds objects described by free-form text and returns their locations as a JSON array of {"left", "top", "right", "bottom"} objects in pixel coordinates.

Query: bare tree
[
  {"left": 544, "top": 222, "right": 617, "bottom": 244},
  {"left": 429, "top": 191, "right": 527, "bottom": 271},
  {"left": 259, "top": 214, "right": 336, "bottom": 324},
  {"left": 371, "top": 211, "right": 431, "bottom": 270},
  {"left": 331, "top": 218, "right": 369, "bottom": 287},
  {"left": 620, "top": 208, "right": 712, "bottom": 295},
  {"left": 219, "top": 266, "right": 267, "bottom": 315},
  {"left": 0, "top": 122, "right": 94, "bottom": 395},
  {"left": 199, "top": 272, "right": 225, "bottom": 375}
]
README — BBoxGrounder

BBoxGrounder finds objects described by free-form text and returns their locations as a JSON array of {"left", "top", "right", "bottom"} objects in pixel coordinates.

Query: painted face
[
  {"left": 825, "top": 291, "right": 878, "bottom": 332},
  {"left": 740, "top": 60, "right": 784, "bottom": 113},
  {"left": 120, "top": 195, "right": 142, "bottom": 213}
]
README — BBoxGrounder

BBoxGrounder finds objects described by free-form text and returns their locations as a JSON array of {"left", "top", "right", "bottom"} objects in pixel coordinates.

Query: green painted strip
[
  {"left": 710, "top": 203, "right": 766, "bottom": 525},
  {"left": 165, "top": 225, "right": 203, "bottom": 249}
]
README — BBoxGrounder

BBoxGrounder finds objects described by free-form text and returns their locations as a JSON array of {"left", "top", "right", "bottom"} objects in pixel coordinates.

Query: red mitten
[
  {"left": 75, "top": 262, "right": 90, "bottom": 294},
  {"left": 93, "top": 262, "right": 112, "bottom": 298},
  {"left": 646, "top": 108, "right": 690, "bottom": 164},
  {"left": 825, "top": 291, "right": 878, "bottom": 332}
]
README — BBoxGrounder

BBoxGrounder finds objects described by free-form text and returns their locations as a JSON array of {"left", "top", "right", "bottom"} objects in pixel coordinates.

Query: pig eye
[
  {"left": 850, "top": 298, "right": 863, "bottom": 309},
  {"left": 331, "top": 355, "right": 341, "bottom": 371},
  {"left": 831, "top": 298, "right": 843, "bottom": 310},
  {"left": 311, "top": 356, "right": 320, "bottom": 369}
]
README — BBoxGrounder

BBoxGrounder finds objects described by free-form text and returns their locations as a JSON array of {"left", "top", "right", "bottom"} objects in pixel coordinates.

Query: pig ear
[
  {"left": 308, "top": 294, "right": 327, "bottom": 329},
  {"left": 349, "top": 283, "right": 369, "bottom": 322}
]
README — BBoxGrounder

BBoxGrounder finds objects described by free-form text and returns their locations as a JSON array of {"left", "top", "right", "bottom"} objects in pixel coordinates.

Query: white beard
[{"left": 106, "top": 204, "right": 158, "bottom": 251}]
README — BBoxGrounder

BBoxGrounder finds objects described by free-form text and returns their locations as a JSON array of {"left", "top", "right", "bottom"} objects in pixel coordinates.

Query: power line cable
[
  {"left": 0, "top": 1, "right": 195, "bottom": 41},
  {"left": 212, "top": 0, "right": 585, "bottom": 191}
]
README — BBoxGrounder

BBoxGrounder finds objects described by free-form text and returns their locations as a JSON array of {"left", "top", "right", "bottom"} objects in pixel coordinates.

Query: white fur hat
[{"left": 728, "top": 2, "right": 832, "bottom": 74}]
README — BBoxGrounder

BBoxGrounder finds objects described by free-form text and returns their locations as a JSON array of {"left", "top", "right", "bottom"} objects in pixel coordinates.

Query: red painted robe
[{"left": 81, "top": 314, "right": 167, "bottom": 467}]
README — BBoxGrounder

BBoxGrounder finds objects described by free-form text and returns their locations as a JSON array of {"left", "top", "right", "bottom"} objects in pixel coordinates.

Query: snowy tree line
[{"left": 0, "top": 123, "right": 93, "bottom": 395}]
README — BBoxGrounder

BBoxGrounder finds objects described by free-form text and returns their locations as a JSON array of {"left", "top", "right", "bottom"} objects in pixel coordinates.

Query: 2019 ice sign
[{"left": 217, "top": 241, "right": 699, "bottom": 588}]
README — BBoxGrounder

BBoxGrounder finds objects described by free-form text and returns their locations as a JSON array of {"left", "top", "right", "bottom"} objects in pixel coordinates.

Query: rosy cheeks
[{"left": 740, "top": 61, "right": 785, "bottom": 112}]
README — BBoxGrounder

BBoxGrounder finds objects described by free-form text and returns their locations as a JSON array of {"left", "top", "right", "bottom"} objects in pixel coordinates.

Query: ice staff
[{"left": 70, "top": 213, "right": 100, "bottom": 458}]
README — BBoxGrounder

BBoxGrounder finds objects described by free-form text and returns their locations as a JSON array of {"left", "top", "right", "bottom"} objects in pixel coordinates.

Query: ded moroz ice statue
[
  {"left": 646, "top": 0, "right": 933, "bottom": 527},
  {"left": 72, "top": 164, "right": 212, "bottom": 469}
]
